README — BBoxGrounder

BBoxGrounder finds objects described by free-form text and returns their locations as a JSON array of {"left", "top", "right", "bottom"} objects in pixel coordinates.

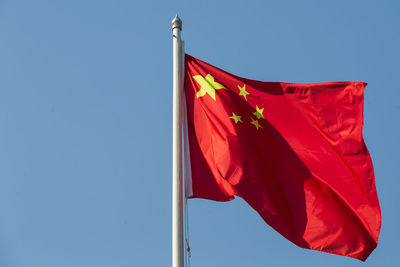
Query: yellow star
[
  {"left": 229, "top": 112, "right": 243, "bottom": 124},
  {"left": 193, "top": 74, "right": 225, "bottom": 101},
  {"left": 238, "top": 84, "right": 250, "bottom": 100},
  {"left": 250, "top": 117, "right": 262, "bottom": 130},
  {"left": 253, "top": 105, "right": 265, "bottom": 119}
]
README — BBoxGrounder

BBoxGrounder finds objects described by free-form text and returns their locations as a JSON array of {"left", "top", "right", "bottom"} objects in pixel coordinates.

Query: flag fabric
[{"left": 183, "top": 54, "right": 381, "bottom": 261}]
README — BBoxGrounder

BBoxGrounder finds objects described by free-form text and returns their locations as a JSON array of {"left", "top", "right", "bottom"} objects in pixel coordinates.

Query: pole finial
[{"left": 172, "top": 15, "right": 182, "bottom": 31}]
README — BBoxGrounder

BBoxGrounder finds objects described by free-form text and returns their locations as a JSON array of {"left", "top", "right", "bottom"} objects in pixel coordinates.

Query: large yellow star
[
  {"left": 193, "top": 74, "right": 225, "bottom": 101},
  {"left": 229, "top": 112, "right": 243, "bottom": 124},
  {"left": 250, "top": 117, "right": 262, "bottom": 130},
  {"left": 253, "top": 105, "right": 265, "bottom": 119},
  {"left": 238, "top": 84, "right": 250, "bottom": 100}
]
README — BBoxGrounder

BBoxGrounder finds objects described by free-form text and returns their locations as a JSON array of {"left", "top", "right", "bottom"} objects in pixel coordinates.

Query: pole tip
[{"left": 172, "top": 15, "right": 182, "bottom": 30}]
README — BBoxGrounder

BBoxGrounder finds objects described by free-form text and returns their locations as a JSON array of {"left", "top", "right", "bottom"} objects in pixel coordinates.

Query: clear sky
[{"left": 1, "top": 0, "right": 399, "bottom": 266}]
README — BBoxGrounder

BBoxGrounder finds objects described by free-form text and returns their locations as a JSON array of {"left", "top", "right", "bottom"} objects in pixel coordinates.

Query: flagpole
[{"left": 172, "top": 15, "right": 184, "bottom": 267}]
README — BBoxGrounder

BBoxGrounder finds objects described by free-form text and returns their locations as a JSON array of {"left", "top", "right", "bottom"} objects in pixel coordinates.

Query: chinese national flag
[{"left": 183, "top": 54, "right": 381, "bottom": 261}]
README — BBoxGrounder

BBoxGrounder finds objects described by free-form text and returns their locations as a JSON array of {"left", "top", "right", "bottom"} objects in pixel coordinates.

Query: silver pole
[{"left": 172, "top": 15, "right": 184, "bottom": 267}]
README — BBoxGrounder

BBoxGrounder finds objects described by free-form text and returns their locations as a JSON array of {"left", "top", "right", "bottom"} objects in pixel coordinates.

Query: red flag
[{"left": 183, "top": 54, "right": 381, "bottom": 261}]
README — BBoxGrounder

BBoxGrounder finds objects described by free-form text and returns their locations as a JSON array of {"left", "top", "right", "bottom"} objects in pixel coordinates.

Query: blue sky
[{"left": 1, "top": 0, "right": 399, "bottom": 266}]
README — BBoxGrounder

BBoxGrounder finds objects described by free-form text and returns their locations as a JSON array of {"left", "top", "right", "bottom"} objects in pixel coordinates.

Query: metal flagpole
[{"left": 172, "top": 15, "right": 184, "bottom": 267}]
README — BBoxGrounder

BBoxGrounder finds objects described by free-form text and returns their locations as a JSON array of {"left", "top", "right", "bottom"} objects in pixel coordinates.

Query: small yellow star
[
  {"left": 253, "top": 105, "right": 265, "bottom": 119},
  {"left": 250, "top": 117, "right": 262, "bottom": 130},
  {"left": 238, "top": 84, "right": 250, "bottom": 100},
  {"left": 229, "top": 112, "right": 243, "bottom": 124}
]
